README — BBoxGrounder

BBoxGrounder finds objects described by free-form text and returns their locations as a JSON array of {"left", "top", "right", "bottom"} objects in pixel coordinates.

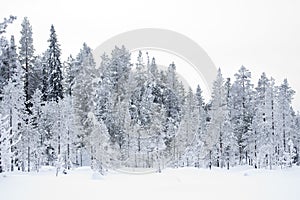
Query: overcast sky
[{"left": 2, "top": 0, "right": 300, "bottom": 109}]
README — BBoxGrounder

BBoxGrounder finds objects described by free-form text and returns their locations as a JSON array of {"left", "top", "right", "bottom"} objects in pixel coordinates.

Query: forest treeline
[{"left": 0, "top": 16, "right": 299, "bottom": 173}]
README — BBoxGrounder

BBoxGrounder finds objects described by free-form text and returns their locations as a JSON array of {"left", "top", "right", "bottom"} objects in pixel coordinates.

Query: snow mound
[{"left": 91, "top": 172, "right": 103, "bottom": 180}]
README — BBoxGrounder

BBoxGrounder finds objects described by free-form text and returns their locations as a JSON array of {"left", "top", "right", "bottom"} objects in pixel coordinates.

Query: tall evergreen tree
[
  {"left": 19, "top": 17, "right": 35, "bottom": 113},
  {"left": 230, "top": 66, "right": 254, "bottom": 164},
  {"left": 96, "top": 46, "right": 131, "bottom": 148},
  {"left": 72, "top": 43, "right": 97, "bottom": 165},
  {"left": 46, "top": 25, "right": 63, "bottom": 102},
  {"left": 1, "top": 41, "right": 25, "bottom": 171},
  {"left": 0, "top": 16, "right": 16, "bottom": 93},
  {"left": 176, "top": 87, "right": 199, "bottom": 167},
  {"left": 205, "top": 69, "right": 232, "bottom": 169},
  {"left": 250, "top": 73, "right": 275, "bottom": 169},
  {"left": 275, "top": 79, "right": 295, "bottom": 167}
]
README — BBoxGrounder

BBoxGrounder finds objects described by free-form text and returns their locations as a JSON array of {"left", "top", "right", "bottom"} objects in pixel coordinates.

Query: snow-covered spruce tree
[
  {"left": 96, "top": 46, "right": 131, "bottom": 153},
  {"left": 86, "top": 112, "right": 110, "bottom": 173},
  {"left": 135, "top": 50, "right": 148, "bottom": 86},
  {"left": 0, "top": 31, "right": 16, "bottom": 171},
  {"left": 250, "top": 73, "right": 276, "bottom": 169},
  {"left": 164, "top": 63, "right": 181, "bottom": 163},
  {"left": 288, "top": 108, "right": 298, "bottom": 166},
  {"left": 148, "top": 57, "right": 159, "bottom": 82},
  {"left": 109, "top": 46, "right": 131, "bottom": 150},
  {"left": 166, "top": 62, "right": 184, "bottom": 122},
  {"left": 46, "top": 25, "right": 63, "bottom": 102},
  {"left": 294, "top": 112, "right": 300, "bottom": 166},
  {"left": 19, "top": 17, "right": 35, "bottom": 113},
  {"left": 39, "top": 100, "right": 62, "bottom": 166},
  {"left": 0, "top": 39, "right": 9, "bottom": 92},
  {"left": 28, "top": 54, "right": 44, "bottom": 95},
  {"left": 57, "top": 95, "right": 78, "bottom": 170},
  {"left": 19, "top": 96, "right": 38, "bottom": 172},
  {"left": 72, "top": 43, "right": 97, "bottom": 166},
  {"left": 37, "top": 96, "right": 77, "bottom": 169},
  {"left": 128, "top": 82, "right": 154, "bottom": 167},
  {"left": 62, "top": 55, "right": 76, "bottom": 96},
  {"left": 205, "top": 69, "right": 233, "bottom": 169},
  {"left": 95, "top": 53, "right": 112, "bottom": 122},
  {"left": 43, "top": 95, "right": 79, "bottom": 171},
  {"left": 18, "top": 18, "right": 38, "bottom": 172},
  {"left": 41, "top": 51, "right": 49, "bottom": 102},
  {"left": 0, "top": 113, "right": 12, "bottom": 173},
  {"left": 223, "top": 78, "right": 238, "bottom": 169},
  {"left": 32, "top": 26, "right": 64, "bottom": 166},
  {"left": 166, "top": 62, "right": 178, "bottom": 91},
  {"left": 230, "top": 66, "right": 254, "bottom": 165},
  {"left": 119, "top": 98, "right": 133, "bottom": 167},
  {"left": 193, "top": 85, "right": 207, "bottom": 168},
  {"left": 176, "top": 87, "right": 199, "bottom": 167},
  {"left": 0, "top": 16, "right": 16, "bottom": 93},
  {"left": 0, "top": 41, "right": 25, "bottom": 172},
  {"left": 149, "top": 104, "right": 166, "bottom": 172},
  {"left": 29, "top": 89, "right": 44, "bottom": 171},
  {"left": 222, "top": 108, "right": 236, "bottom": 170},
  {"left": 275, "top": 79, "right": 295, "bottom": 167}
]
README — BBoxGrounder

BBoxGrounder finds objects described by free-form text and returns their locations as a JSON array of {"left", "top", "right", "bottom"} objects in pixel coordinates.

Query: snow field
[{"left": 0, "top": 166, "right": 299, "bottom": 200}]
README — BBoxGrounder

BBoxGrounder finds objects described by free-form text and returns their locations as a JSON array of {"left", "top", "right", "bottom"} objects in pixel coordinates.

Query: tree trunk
[
  {"left": 58, "top": 135, "right": 61, "bottom": 155},
  {"left": 67, "top": 143, "right": 70, "bottom": 169},
  {"left": 27, "top": 145, "right": 30, "bottom": 172},
  {"left": 80, "top": 149, "right": 83, "bottom": 167},
  {"left": 209, "top": 150, "right": 212, "bottom": 170}
]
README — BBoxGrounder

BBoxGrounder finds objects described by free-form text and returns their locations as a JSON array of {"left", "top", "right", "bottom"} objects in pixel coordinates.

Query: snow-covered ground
[{"left": 0, "top": 166, "right": 299, "bottom": 200}]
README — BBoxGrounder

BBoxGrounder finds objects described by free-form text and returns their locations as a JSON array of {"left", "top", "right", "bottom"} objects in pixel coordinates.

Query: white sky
[{"left": 2, "top": 0, "right": 300, "bottom": 109}]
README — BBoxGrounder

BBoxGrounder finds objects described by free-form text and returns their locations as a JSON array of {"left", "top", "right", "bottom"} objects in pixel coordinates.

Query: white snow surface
[{"left": 0, "top": 166, "right": 299, "bottom": 200}]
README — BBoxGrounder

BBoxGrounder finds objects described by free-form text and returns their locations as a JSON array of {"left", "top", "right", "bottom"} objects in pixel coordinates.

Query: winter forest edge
[{"left": 0, "top": 16, "right": 299, "bottom": 175}]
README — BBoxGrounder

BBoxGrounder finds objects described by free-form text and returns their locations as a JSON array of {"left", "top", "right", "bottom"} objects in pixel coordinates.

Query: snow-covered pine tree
[
  {"left": 135, "top": 50, "right": 148, "bottom": 86},
  {"left": 46, "top": 25, "right": 63, "bottom": 102},
  {"left": 230, "top": 66, "right": 254, "bottom": 165},
  {"left": 28, "top": 54, "right": 44, "bottom": 95},
  {"left": 0, "top": 16, "right": 16, "bottom": 93},
  {"left": 95, "top": 53, "right": 112, "bottom": 123},
  {"left": 96, "top": 46, "right": 131, "bottom": 151},
  {"left": 163, "top": 63, "right": 181, "bottom": 161},
  {"left": 39, "top": 100, "right": 62, "bottom": 166},
  {"left": 41, "top": 51, "right": 49, "bottom": 102},
  {"left": 275, "top": 79, "right": 295, "bottom": 167},
  {"left": 19, "top": 17, "right": 35, "bottom": 113},
  {"left": 293, "top": 112, "right": 300, "bottom": 166},
  {"left": 148, "top": 57, "right": 158, "bottom": 81},
  {"left": 149, "top": 103, "right": 166, "bottom": 172},
  {"left": 250, "top": 73, "right": 276, "bottom": 169},
  {"left": 166, "top": 62, "right": 178, "bottom": 91},
  {"left": 57, "top": 95, "right": 78, "bottom": 170},
  {"left": 1, "top": 39, "right": 25, "bottom": 172},
  {"left": 205, "top": 69, "right": 230, "bottom": 168},
  {"left": 62, "top": 55, "right": 76, "bottom": 96},
  {"left": 86, "top": 112, "right": 110, "bottom": 173},
  {"left": 29, "top": 89, "right": 44, "bottom": 171},
  {"left": 176, "top": 87, "right": 199, "bottom": 167},
  {"left": 72, "top": 43, "right": 97, "bottom": 166},
  {"left": 19, "top": 17, "right": 35, "bottom": 171},
  {"left": 0, "top": 113, "right": 12, "bottom": 173},
  {"left": 194, "top": 85, "right": 207, "bottom": 168}
]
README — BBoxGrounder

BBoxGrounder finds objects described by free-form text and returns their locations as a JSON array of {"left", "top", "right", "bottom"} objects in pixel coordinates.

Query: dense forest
[{"left": 0, "top": 16, "right": 299, "bottom": 174}]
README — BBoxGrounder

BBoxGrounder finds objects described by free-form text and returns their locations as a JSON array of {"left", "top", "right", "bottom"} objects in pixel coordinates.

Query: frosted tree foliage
[{"left": 1, "top": 15, "right": 300, "bottom": 174}]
